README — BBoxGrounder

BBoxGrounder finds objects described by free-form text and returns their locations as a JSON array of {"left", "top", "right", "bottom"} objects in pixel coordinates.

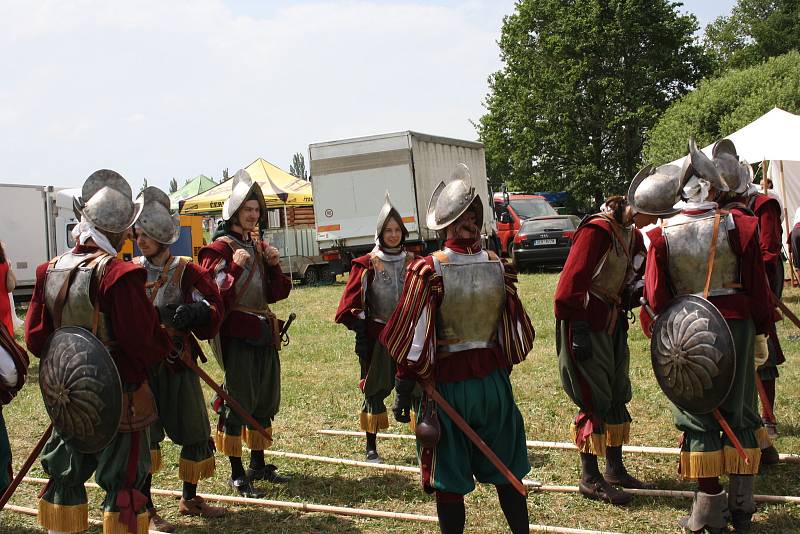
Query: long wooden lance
[
  {"left": 423, "top": 382, "right": 527, "bottom": 497},
  {"left": 773, "top": 295, "right": 800, "bottom": 330},
  {"left": 0, "top": 423, "right": 53, "bottom": 511},
  {"left": 180, "top": 353, "right": 271, "bottom": 443}
]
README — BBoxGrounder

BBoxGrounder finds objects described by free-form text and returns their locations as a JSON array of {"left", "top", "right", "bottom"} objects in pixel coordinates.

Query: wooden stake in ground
[{"left": 19, "top": 477, "right": 624, "bottom": 534}]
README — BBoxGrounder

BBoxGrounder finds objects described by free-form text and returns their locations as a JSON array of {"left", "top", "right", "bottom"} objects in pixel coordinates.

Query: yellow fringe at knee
[
  {"left": 242, "top": 426, "right": 273, "bottom": 450},
  {"left": 679, "top": 450, "right": 725, "bottom": 480},
  {"left": 755, "top": 427, "right": 773, "bottom": 450},
  {"left": 179, "top": 456, "right": 216, "bottom": 484},
  {"left": 724, "top": 446, "right": 761, "bottom": 475},
  {"left": 605, "top": 422, "right": 630, "bottom": 447},
  {"left": 360, "top": 411, "right": 389, "bottom": 434},
  {"left": 37, "top": 500, "right": 88, "bottom": 533},
  {"left": 214, "top": 430, "right": 242, "bottom": 457},
  {"left": 150, "top": 448, "right": 162, "bottom": 474},
  {"left": 102, "top": 511, "right": 148, "bottom": 534},
  {"left": 408, "top": 410, "right": 417, "bottom": 433},
  {"left": 570, "top": 423, "right": 606, "bottom": 457}
]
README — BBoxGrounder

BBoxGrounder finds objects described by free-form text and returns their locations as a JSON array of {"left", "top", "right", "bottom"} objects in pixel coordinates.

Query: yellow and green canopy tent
[{"left": 180, "top": 158, "right": 313, "bottom": 215}]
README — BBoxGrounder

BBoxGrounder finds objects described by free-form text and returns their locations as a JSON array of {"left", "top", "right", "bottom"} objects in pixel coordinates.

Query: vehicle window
[
  {"left": 520, "top": 218, "right": 574, "bottom": 232},
  {"left": 66, "top": 223, "right": 77, "bottom": 248},
  {"left": 509, "top": 199, "right": 557, "bottom": 219}
]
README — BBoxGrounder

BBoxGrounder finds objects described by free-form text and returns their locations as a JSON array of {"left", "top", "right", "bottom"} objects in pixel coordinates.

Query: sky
[{"left": 0, "top": 0, "right": 736, "bottom": 192}]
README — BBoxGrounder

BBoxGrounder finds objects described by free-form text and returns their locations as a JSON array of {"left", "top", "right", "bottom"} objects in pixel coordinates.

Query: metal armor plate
[
  {"left": 582, "top": 216, "right": 634, "bottom": 304},
  {"left": 138, "top": 256, "right": 185, "bottom": 308},
  {"left": 434, "top": 249, "right": 505, "bottom": 352},
  {"left": 229, "top": 237, "right": 269, "bottom": 312},
  {"left": 650, "top": 295, "right": 735, "bottom": 414},
  {"left": 39, "top": 326, "right": 123, "bottom": 453},
  {"left": 44, "top": 252, "right": 114, "bottom": 343},
  {"left": 367, "top": 251, "right": 408, "bottom": 323},
  {"left": 663, "top": 212, "right": 741, "bottom": 297}
]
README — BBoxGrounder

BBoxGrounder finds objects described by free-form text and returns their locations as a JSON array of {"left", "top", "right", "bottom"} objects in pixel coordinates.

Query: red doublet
[
  {"left": 554, "top": 217, "right": 644, "bottom": 331},
  {"left": 750, "top": 194, "right": 782, "bottom": 275},
  {"left": 641, "top": 211, "right": 774, "bottom": 336},
  {"left": 380, "top": 239, "right": 534, "bottom": 383},
  {"left": 198, "top": 232, "right": 292, "bottom": 340},
  {"left": 25, "top": 245, "right": 173, "bottom": 384},
  {"left": 334, "top": 254, "right": 385, "bottom": 341}
]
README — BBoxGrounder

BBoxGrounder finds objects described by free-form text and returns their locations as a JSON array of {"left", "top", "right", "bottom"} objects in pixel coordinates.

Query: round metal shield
[
  {"left": 650, "top": 295, "right": 735, "bottom": 414},
  {"left": 39, "top": 326, "right": 123, "bottom": 453}
]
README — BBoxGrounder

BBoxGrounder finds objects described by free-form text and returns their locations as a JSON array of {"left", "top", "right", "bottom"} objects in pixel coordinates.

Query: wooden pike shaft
[
  {"left": 712, "top": 409, "right": 749, "bottom": 464},
  {"left": 774, "top": 295, "right": 800, "bottom": 330},
  {"left": 18, "top": 477, "right": 623, "bottom": 533},
  {"left": 0, "top": 423, "right": 53, "bottom": 511},
  {"left": 316, "top": 429, "right": 800, "bottom": 463},
  {"left": 756, "top": 374, "right": 775, "bottom": 423}
]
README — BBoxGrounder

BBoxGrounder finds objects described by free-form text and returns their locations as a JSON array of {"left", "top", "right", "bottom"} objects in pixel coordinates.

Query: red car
[{"left": 493, "top": 193, "right": 558, "bottom": 256}]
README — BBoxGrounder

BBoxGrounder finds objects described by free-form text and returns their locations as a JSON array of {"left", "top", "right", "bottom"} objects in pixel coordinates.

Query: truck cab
[{"left": 492, "top": 192, "right": 557, "bottom": 256}]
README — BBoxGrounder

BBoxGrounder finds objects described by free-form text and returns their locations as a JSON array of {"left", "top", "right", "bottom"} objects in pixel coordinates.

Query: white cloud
[{"left": 0, "top": 0, "right": 512, "bottom": 190}]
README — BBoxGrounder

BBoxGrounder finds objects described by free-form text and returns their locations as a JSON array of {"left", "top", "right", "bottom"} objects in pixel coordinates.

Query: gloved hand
[
  {"left": 352, "top": 320, "right": 370, "bottom": 359},
  {"left": 570, "top": 320, "right": 593, "bottom": 361},
  {"left": 172, "top": 302, "right": 212, "bottom": 331},
  {"left": 156, "top": 304, "right": 180, "bottom": 327},
  {"left": 754, "top": 334, "right": 769, "bottom": 368},
  {"left": 392, "top": 377, "right": 416, "bottom": 423}
]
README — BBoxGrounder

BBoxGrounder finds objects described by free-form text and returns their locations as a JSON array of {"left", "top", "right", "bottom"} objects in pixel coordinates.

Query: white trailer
[
  {"left": 0, "top": 184, "right": 80, "bottom": 298},
  {"left": 309, "top": 131, "right": 492, "bottom": 274}
]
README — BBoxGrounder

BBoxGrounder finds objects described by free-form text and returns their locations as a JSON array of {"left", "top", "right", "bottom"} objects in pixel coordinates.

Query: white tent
[{"left": 668, "top": 107, "right": 800, "bottom": 244}]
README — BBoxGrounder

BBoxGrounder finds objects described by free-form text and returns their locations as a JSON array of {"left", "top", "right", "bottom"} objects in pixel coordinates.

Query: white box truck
[
  {"left": 0, "top": 184, "right": 81, "bottom": 299},
  {"left": 309, "top": 131, "right": 493, "bottom": 275}
]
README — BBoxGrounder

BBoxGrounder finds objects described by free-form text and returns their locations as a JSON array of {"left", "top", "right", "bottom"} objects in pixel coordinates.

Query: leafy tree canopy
[
  {"left": 644, "top": 51, "right": 800, "bottom": 164},
  {"left": 477, "top": 0, "right": 707, "bottom": 208},
  {"left": 704, "top": 0, "right": 800, "bottom": 73}
]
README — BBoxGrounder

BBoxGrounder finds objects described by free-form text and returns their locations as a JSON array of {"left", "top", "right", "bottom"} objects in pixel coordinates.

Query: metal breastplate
[
  {"left": 136, "top": 256, "right": 185, "bottom": 308},
  {"left": 433, "top": 249, "right": 505, "bottom": 353},
  {"left": 589, "top": 224, "right": 634, "bottom": 304},
  {"left": 663, "top": 211, "right": 742, "bottom": 297},
  {"left": 44, "top": 252, "right": 114, "bottom": 344},
  {"left": 225, "top": 236, "right": 269, "bottom": 312},
  {"left": 366, "top": 251, "right": 409, "bottom": 323}
]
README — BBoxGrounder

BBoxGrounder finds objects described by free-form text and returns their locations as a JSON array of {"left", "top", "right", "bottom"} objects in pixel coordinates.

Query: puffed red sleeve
[
  {"left": 553, "top": 224, "right": 611, "bottom": 322},
  {"left": 335, "top": 256, "right": 370, "bottom": 329},
  {"left": 264, "top": 262, "right": 292, "bottom": 303},
  {"left": 104, "top": 265, "right": 173, "bottom": 376},
  {"left": 640, "top": 227, "right": 672, "bottom": 337},
  {"left": 757, "top": 199, "right": 782, "bottom": 266},
  {"left": 198, "top": 242, "right": 242, "bottom": 312},
  {"left": 24, "top": 262, "right": 52, "bottom": 357},
  {"left": 734, "top": 215, "right": 774, "bottom": 335},
  {"left": 181, "top": 261, "right": 224, "bottom": 340}
]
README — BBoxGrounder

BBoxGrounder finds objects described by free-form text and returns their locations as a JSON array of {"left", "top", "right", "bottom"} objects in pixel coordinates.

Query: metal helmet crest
[
  {"left": 628, "top": 163, "right": 681, "bottom": 217},
  {"left": 222, "top": 169, "right": 267, "bottom": 225},
  {"left": 135, "top": 186, "right": 180, "bottom": 245},
  {"left": 375, "top": 191, "right": 408, "bottom": 242},
  {"left": 426, "top": 163, "right": 483, "bottom": 231},
  {"left": 79, "top": 169, "right": 142, "bottom": 233}
]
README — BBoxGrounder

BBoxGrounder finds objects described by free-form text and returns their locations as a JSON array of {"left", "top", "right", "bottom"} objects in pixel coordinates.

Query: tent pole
[
  {"left": 284, "top": 204, "right": 293, "bottom": 280},
  {"left": 778, "top": 160, "right": 798, "bottom": 286}
]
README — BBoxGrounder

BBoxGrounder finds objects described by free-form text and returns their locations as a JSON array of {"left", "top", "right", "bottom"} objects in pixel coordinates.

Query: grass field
[{"left": 3, "top": 271, "right": 799, "bottom": 533}]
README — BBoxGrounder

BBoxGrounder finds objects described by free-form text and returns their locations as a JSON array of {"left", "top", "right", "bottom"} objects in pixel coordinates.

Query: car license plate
[{"left": 533, "top": 238, "right": 556, "bottom": 246}]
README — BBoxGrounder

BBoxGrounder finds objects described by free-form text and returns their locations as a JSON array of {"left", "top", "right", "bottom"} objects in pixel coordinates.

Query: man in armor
[
  {"left": 554, "top": 164, "right": 670, "bottom": 505},
  {"left": 712, "top": 140, "right": 783, "bottom": 460},
  {"left": 381, "top": 164, "right": 535, "bottom": 534},
  {"left": 25, "top": 169, "right": 173, "bottom": 534},
  {"left": 641, "top": 139, "right": 774, "bottom": 533},
  {"left": 198, "top": 169, "right": 292, "bottom": 498},
  {"left": 133, "top": 187, "right": 225, "bottom": 531},
  {"left": 335, "top": 194, "right": 416, "bottom": 463},
  {"left": 0, "top": 322, "right": 28, "bottom": 496}
]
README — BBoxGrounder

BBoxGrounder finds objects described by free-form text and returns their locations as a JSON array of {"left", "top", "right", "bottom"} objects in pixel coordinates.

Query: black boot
[
  {"left": 365, "top": 432, "right": 381, "bottom": 463},
  {"left": 604, "top": 445, "right": 653, "bottom": 489},
  {"left": 728, "top": 475, "right": 756, "bottom": 532},
  {"left": 229, "top": 456, "right": 265, "bottom": 498},
  {"left": 579, "top": 453, "right": 632, "bottom": 505},
  {"left": 496, "top": 484, "right": 528, "bottom": 534},
  {"left": 436, "top": 498, "right": 465, "bottom": 534}
]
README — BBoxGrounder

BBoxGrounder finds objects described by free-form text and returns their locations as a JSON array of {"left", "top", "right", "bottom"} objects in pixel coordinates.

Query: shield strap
[
  {"left": 702, "top": 210, "right": 723, "bottom": 299},
  {"left": 144, "top": 254, "right": 188, "bottom": 304}
]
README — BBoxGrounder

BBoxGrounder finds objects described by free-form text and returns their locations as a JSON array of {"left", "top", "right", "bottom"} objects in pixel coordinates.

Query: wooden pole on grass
[{"left": 2, "top": 503, "right": 166, "bottom": 534}]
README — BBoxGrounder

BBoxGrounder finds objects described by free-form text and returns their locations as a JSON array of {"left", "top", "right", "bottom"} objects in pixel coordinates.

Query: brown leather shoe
[
  {"left": 179, "top": 496, "right": 226, "bottom": 518},
  {"left": 579, "top": 478, "right": 633, "bottom": 505},
  {"left": 604, "top": 471, "right": 655, "bottom": 490},
  {"left": 148, "top": 508, "right": 176, "bottom": 533}
]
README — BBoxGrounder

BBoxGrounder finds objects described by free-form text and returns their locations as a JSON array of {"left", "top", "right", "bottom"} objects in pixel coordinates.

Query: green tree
[
  {"left": 644, "top": 51, "right": 800, "bottom": 164},
  {"left": 169, "top": 177, "right": 178, "bottom": 193},
  {"left": 704, "top": 0, "right": 800, "bottom": 73},
  {"left": 289, "top": 152, "right": 307, "bottom": 180},
  {"left": 477, "top": 0, "right": 708, "bottom": 208}
]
